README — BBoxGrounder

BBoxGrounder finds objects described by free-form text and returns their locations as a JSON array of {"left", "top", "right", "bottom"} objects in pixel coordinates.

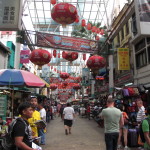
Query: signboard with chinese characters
[
  {"left": 135, "top": 0, "right": 150, "bottom": 35},
  {"left": 0, "top": 0, "right": 22, "bottom": 30},
  {"left": 117, "top": 48, "right": 130, "bottom": 70},
  {"left": 36, "top": 32, "right": 98, "bottom": 53}
]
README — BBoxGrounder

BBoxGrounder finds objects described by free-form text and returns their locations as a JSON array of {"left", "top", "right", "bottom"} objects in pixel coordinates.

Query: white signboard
[
  {"left": 135, "top": 0, "right": 150, "bottom": 35},
  {"left": 0, "top": 0, "right": 22, "bottom": 30},
  {"left": 42, "top": 65, "right": 50, "bottom": 78}
]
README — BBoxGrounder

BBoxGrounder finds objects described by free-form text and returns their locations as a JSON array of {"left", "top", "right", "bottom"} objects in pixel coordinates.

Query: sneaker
[
  {"left": 124, "top": 146, "right": 129, "bottom": 149},
  {"left": 117, "top": 145, "right": 122, "bottom": 149},
  {"left": 65, "top": 129, "right": 68, "bottom": 135}
]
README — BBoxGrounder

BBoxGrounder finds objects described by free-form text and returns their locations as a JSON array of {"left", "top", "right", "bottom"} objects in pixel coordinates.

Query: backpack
[
  {"left": 139, "top": 118, "right": 150, "bottom": 143},
  {"left": 1, "top": 117, "right": 28, "bottom": 150}
]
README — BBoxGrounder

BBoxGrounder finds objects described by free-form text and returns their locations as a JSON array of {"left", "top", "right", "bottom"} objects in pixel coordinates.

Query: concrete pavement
[{"left": 41, "top": 115, "right": 139, "bottom": 150}]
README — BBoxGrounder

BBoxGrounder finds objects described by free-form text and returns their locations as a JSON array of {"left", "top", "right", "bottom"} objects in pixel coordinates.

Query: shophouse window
[
  {"left": 135, "top": 39, "right": 146, "bottom": 52},
  {"left": 148, "top": 46, "right": 150, "bottom": 63},
  {"left": 126, "top": 21, "right": 129, "bottom": 35},
  {"left": 131, "top": 13, "right": 137, "bottom": 36},
  {"left": 121, "top": 28, "right": 124, "bottom": 40},
  {"left": 136, "top": 49, "right": 147, "bottom": 68},
  {"left": 117, "top": 34, "right": 120, "bottom": 45},
  {"left": 147, "top": 37, "right": 150, "bottom": 45}
]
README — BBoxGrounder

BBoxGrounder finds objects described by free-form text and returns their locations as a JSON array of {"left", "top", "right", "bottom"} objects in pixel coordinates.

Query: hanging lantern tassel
[
  {"left": 81, "top": 19, "right": 86, "bottom": 27},
  {"left": 51, "top": 0, "right": 56, "bottom": 5},
  {"left": 83, "top": 53, "right": 86, "bottom": 61},
  {"left": 75, "top": 15, "right": 79, "bottom": 23}
]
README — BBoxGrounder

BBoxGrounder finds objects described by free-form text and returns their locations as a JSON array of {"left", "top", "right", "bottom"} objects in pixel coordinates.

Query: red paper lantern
[
  {"left": 92, "top": 26, "right": 97, "bottom": 32},
  {"left": 29, "top": 48, "right": 51, "bottom": 67},
  {"left": 51, "top": 3, "right": 77, "bottom": 27},
  {"left": 53, "top": 49, "right": 57, "bottom": 57},
  {"left": 51, "top": 0, "right": 56, "bottom": 5},
  {"left": 86, "top": 55, "right": 106, "bottom": 70},
  {"left": 83, "top": 53, "right": 86, "bottom": 61},
  {"left": 81, "top": 19, "right": 86, "bottom": 27},
  {"left": 60, "top": 72, "right": 69, "bottom": 80},
  {"left": 96, "top": 36, "right": 100, "bottom": 41},
  {"left": 100, "top": 29, "right": 104, "bottom": 35},
  {"left": 86, "top": 23, "right": 92, "bottom": 30},
  {"left": 62, "top": 51, "right": 78, "bottom": 62},
  {"left": 73, "top": 84, "right": 81, "bottom": 90},
  {"left": 50, "top": 84, "right": 58, "bottom": 90},
  {"left": 96, "top": 28, "right": 100, "bottom": 34}
]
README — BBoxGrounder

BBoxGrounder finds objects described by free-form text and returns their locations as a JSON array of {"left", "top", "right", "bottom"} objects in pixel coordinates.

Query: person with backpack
[
  {"left": 140, "top": 106, "right": 150, "bottom": 150},
  {"left": 12, "top": 102, "right": 38, "bottom": 150}
]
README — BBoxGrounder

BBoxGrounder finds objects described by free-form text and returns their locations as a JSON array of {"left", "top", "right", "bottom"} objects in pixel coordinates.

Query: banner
[
  {"left": 42, "top": 65, "right": 50, "bottom": 78},
  {"left": 36, "top": 32, "right": 98, "bottom": 53},
  {"left": 20, "top": 50, "right": 30, "bottom": 64},
  {"left": 135, "top": 0, "right": 150, "bottom": 35},
  {"left": 0, "top": 0, "right": 22, "bottom": 30},
  {"left": 117, "top": 48, "right": 130, "bottom": 70},
  {"left": 82, "top": 68, "right": 90, "bottom": 86}
]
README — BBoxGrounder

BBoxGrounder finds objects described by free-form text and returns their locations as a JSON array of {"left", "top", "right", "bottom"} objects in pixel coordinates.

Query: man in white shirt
[
  {"left": 136, "top": 99, "right": 145, "bottom": 124},
  {"left": 38, "top": 102, "right": 46, "bottom": 145},
  {"left": 63, "top": 103, "right": 75, "bottom": 135}
]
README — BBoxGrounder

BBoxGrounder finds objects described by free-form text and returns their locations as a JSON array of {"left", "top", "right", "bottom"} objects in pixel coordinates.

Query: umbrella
[
  {"left": 0, "top": 69, "right": 48, "bottom": 118},
  {"left": 0, "top": 69, "right": 46, "bottom": 87}
]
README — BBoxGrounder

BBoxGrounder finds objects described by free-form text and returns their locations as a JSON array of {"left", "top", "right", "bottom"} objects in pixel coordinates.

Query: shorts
[
  {"left": 122, "top": 125, "right": 128, "bottom": 129},
  {"left": 64, "top": 119, "right": 73, "bottom": 127}
]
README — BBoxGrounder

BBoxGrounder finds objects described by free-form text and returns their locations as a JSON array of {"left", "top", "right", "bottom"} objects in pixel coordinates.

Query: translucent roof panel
[{"left": 23, "top": 0, "right": 128, "bottom": 36}]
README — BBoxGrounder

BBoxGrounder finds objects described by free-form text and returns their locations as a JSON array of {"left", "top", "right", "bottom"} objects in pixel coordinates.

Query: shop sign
[
  {"left": 97, "top": 83, "right": 109, "bottom": 92},
  {"left": 82, "top": 68, "right": 90, "bottom": 86},
  {"left": 36, "top": 32, "right": 98, "bottom": 53},
  {"left": 20, "top": 50, "right": 30, "bottom": 64},
  {"left": 117, "top": 48, "right": 130, "bottom": 70},
  {"left": 135, "top": 0, "right": 150, "bottom": 35},
  {"left": 0, "top": 0, "right": 22, "bottom": 30},
  {"left": 115, "top": 72, "right": 133, "bottom": 86}
]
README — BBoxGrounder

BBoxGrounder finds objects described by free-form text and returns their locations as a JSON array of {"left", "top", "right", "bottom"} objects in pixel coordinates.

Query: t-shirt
[
  {"left": 63, "top": 107, "right": 75, "bottom": 120},
  {"left": 39, "top": 108, "right": 46, "bottom": 122},
  {"left": 101, "top": 107, "right": 122, "bottom": 133},
  {"left": 137, "top": 106, "right": 145, "bottom": 123},
  {"left": 142, "top": 116, "right": 150, "bottom": 149},
  {"left": 28, "top": 110, "right": 41, "bottom": 137},
  {"left": 12, "top": 119, "right": 33, "bottom": 150}
]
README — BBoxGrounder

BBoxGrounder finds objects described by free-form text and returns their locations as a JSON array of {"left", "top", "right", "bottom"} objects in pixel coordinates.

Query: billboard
[
  {"left": 135, "top": 0, "right": 150, "bottom": 35},
  {"left": 82, "top": 68, "right": 90, "bottom": 86},
  {"left": 117, "top": 48, "right": 130, "bottom": 70},
  {"left": 20, "top": 50, "right": 30, "bottom": 64},
  {"left": 0, "top": 0, "right": 22, "bottom": 30},
  {"left": 36, "top": 32, "right": 98, "bottom": 53}
]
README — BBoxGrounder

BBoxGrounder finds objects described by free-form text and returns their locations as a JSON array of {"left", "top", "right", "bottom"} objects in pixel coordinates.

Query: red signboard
[{"left": 36, "top": 32, "right": 98, "bottom": 53}]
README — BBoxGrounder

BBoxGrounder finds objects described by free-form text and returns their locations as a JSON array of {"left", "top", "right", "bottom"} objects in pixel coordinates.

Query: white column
[
  {"left": 109, "top": 54, "right": 114, "bottom": 94},
  {"left": 91, "top": 80, "right": 95, "bottom": 97}
]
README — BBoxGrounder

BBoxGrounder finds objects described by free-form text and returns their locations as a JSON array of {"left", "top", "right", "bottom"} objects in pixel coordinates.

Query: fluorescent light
[{"left": 125, "top": 83, "right": 133, "bottom": 86}]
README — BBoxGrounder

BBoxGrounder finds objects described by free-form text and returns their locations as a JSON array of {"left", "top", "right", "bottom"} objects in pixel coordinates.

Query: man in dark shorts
[
  {"left": 63, "top": 103, "right": 75, "bottom": 135},
  {"left": 12, "top": 102, "right": 38, "bottom": 150}
]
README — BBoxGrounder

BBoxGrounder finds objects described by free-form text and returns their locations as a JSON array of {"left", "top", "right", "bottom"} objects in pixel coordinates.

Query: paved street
[{"left": 41, "top": 115, "right": 138, "bottom": 150}]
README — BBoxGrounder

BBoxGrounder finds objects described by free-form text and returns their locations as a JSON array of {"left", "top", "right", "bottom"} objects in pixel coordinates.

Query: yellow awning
[{"left": 40, "top": 78, "right": 50, "bottom": 88}]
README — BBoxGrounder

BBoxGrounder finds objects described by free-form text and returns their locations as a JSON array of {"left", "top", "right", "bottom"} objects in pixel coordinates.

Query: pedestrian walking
[
  {"left": 101, "top": 96, "right": 124, "bottom": 150},
  {"left": 63, "top": 103, "right": 75, "bottom": 135},
  {"left": 38, "top": 102, "right": 46, "bottom": 145},
  {"left": 117, "top": 105, "right": 129, "bottom": 149},
  {"left": 12, "top": 102, "right": 38, "bottom": 150}
]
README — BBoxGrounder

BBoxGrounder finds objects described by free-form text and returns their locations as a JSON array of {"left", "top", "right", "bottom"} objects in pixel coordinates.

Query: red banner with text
[{"left": 36, "top": 32, "right": 98, "bottom": 53}]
